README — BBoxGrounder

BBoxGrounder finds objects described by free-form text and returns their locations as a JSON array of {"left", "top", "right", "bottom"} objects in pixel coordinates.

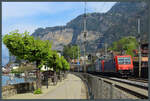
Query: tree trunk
[
  {"left": 64, "top": 70, "right": 67, "bottom": 79},
  {"left": 59, "top": 70, "right": 62, "bottom": 81},
  {"left": 36, "top": 61, "right": 41, "bottom": 90},
  {"left": 24, "top": 71, "right": 28, "bottom": 82},
  {"left": 53, "top": 71, "right": 57, "bottom": 85},
  {"left": 62, "top": 70, "right": 65, "bottom": 79}
]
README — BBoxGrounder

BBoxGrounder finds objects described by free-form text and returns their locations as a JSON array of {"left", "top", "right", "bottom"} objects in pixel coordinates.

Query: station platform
[{"left": 6, "top": 73, "right": 87, "bottom": 99}]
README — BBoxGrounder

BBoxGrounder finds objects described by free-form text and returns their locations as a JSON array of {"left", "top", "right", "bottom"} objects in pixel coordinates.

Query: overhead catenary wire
[{"left": 78, "top": 2, "right": 109, "bottom": 71}]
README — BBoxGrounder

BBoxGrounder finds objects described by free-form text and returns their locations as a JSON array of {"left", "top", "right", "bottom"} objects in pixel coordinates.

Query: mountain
[{"left": 32, "top": 2, "right": 148, "bottom": 53}]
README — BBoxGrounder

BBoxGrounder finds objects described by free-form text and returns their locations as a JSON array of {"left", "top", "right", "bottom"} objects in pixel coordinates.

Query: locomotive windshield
[{"left": 117, "top": 57, "right": 131, "bottom": 64}]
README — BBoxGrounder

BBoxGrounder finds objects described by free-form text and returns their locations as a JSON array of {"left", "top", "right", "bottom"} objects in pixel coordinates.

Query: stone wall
[
  {"left": 2, "top": 81, "right": 36, "bottom": 99},
  {"left": 2, "top": 73, "right": 68, "bottom": 99},
  {"left": 75, "top": 73, "right": 138, "bottom": 99}
]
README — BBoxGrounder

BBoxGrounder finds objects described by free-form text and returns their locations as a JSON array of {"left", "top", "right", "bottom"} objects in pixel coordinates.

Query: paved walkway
[{"left": 6, "top": 73, "right": 87, "bottom": 99}]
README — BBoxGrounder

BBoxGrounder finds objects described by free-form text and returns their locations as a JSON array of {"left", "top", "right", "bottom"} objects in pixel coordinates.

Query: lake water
[{"left": 2, "top": 75, "right": 25, "bottom": 86}]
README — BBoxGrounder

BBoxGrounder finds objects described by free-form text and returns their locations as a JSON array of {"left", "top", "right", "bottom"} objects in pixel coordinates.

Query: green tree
[
  {"left": 55, "top": 56, "right": 63, "bottom": 73},
  {"left": 46, "top": 51, "right": 59, "bottom": 71},
  {"left": 3, "top": 30, "right": 52, "bottom": 89},
  {"left": 63, "top": 45, "right": 80, "bottom": 61},
  {"left": 61, "top": 56, "right": 70, "bottom": 71},
  {"left": 109, "top": 36, "right": 138, "bottom": 57}
]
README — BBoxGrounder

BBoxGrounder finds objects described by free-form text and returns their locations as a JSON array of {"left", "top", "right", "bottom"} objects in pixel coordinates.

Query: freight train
[{"left": 87, "top": 55, "right": 134, "bottom": 78}]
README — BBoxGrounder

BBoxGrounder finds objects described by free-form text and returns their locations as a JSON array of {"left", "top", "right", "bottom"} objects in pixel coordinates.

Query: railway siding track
[
  {"left": 127, "top": 78, "right": 148, "bottom": 83},
  {"left": 101, "top": 77, "right": 148, "bottom": 99},
  {"left": 108, "top": 77, "right": 148, "bottom": 90},
  {"left": 73, "top": 72, "right": 148, "bottom": 99}
]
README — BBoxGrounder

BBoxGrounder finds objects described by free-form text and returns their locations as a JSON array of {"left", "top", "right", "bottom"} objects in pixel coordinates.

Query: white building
[
  {"left": 80, "top": 56, "right": 88, "bottom": 61},
  {"left": 41, "top": 65, "right": 53, "bottom": 71}
]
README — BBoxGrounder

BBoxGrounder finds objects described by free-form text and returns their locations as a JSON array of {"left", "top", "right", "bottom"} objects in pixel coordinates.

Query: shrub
[{"left": 34, "top": 88, "right": 42, "bottom": 94}]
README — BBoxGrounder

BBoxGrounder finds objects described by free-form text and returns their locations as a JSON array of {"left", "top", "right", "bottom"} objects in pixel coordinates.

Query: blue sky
[{"left": 2, "top": 2, "right": 116, "bottom": 66}]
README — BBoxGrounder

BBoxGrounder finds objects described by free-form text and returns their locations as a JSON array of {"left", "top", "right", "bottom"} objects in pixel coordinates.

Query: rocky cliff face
[
  {"left": 32, "top": 2, "right": 148, "bottom": 52},
  {"left": 40, "top": 28, "right": 73, "bottom": 50}
]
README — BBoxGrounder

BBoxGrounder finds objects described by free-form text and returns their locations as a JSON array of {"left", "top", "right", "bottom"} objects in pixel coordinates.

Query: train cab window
[
  {"left": 124, "top": 57, "right": 131, "bottom": 64},
  {"left": 117, "top": 57, "right": 131, "bottom": 64},
  {"left": 118, "top": 58, "right": 124, "bottom": 64}
]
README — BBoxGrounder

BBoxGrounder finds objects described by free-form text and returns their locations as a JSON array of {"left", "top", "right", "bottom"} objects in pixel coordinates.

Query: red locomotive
[{"left": 94, "top": 55, "right": 134, "bottom": 77}]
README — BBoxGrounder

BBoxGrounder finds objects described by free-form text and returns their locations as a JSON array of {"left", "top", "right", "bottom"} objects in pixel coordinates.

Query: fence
[{"left": 2, "top": 73, "right": 68, "bottom": 99}]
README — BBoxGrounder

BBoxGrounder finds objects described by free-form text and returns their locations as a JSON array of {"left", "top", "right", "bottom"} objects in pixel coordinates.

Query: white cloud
[
  {"left": 2, "top": 2, "right": 116, "bottom": 19},
  {"left": 87, "top": 2, "right": 116, "bottom": 13},
  {"left": 2, "top": 24, "right": 40, "bottom": 65},
  {"left": 2, "top": 24, "right": 40, "bottom": 35},
  {"left": 2, "top": 2, "right": 81, "bottom": 19}
]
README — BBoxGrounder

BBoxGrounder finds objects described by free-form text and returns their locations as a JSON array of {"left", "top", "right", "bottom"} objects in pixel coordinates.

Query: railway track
[
  {"left": 127, "top": 78, "right": 148, "bottom": 83},
  {"left": 89, "top": 73, "right": 148, "bottom": 99},
  {"left": 107, "top": 77, "right": 148, "bottom": 90}
]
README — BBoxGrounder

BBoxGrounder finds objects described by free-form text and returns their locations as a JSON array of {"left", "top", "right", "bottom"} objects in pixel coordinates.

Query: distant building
[
  {"left": 141, "top": 43, "right": 148, "bottom": 68},
  {"left": 133, "top": 43, "right": 148, "bottom": 78},
  {"left": 41, "top": 65, "right": 53, "bottom": 71},
  {"left": 57, "top": 52, "right": 61, "bottom": 57},
  {"left": 80, "top": 56, "right": 88, "bottom": 61}
]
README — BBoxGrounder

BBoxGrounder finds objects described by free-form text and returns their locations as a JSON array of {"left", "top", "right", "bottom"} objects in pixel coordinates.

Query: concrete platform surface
[{"left": 5, "top": 73, "right": 87, "bottom": 99}]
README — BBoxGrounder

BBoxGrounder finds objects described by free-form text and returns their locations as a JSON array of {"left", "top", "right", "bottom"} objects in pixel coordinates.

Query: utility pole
[
  {"left": 73, "top": 50, "right": 74, "bottom": 64},
  {"left": 138, "top": 18, "right": 142, "bottom": 78},
  {"left": 105, "top": 43, "right": 108, "bottom": 59},
  {"left": 95, "top": 34, "right": 103, "bottom": 57},
  {"left": 83, "top": 2, "right": 87, "bottom": 73},
  {"left": 78, "top": 45, "right": 80, "bottom": 72}
]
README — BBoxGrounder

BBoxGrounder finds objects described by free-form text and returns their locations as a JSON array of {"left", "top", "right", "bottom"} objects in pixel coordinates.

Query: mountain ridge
[{"left": 32, "top": 2, "right": 148, "bottom": 52}]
